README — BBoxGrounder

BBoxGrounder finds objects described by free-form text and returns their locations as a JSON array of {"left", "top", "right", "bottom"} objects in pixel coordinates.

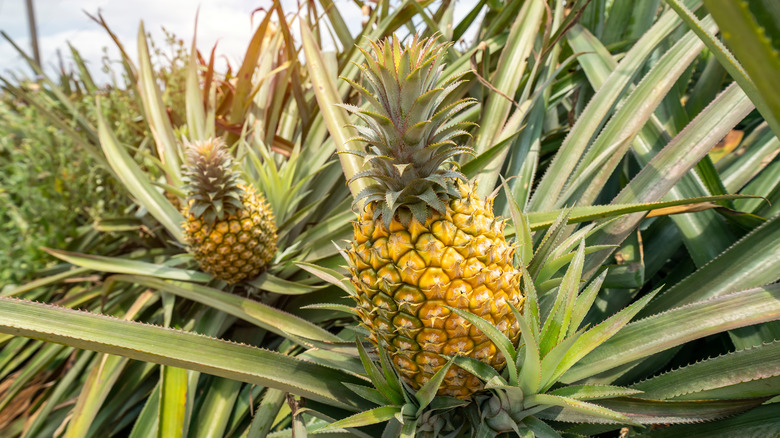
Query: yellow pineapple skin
[
  {"left": 184, "top": 186, "right": 277, "bottom": 284},
  {"left": 348, "top": 182, "right": 523, "bottom": 398}
]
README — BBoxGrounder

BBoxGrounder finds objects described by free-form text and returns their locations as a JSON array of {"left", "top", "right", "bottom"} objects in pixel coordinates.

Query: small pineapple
[
  {"left": 344, "top": 35, "right": 523, "bottom": 398},
  {"left": 182, "top": 139, "right": 277, "bottom": 284}
]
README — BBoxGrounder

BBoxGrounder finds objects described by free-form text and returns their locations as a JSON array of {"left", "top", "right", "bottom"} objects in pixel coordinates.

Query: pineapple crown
[
  {"left": 181, "top": 139, "right": 245, "bottom": 225},
  {"left": 341, "top": 34, "right": 477, "bottom": 226}
]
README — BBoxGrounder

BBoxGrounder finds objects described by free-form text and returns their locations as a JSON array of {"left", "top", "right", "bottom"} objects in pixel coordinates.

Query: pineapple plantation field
[{"left": 1, "top": 0, "right": 779, "bottom": 437}]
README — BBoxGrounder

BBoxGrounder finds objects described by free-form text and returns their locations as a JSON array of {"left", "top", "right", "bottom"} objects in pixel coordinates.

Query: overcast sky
[{"left": 0, "top": 1, "right": 479, "bottom": 83}]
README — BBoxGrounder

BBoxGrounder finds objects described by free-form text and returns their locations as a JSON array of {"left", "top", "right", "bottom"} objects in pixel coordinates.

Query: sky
[{"left": 0, "top": 0, "right": 479, "bottom": 83}]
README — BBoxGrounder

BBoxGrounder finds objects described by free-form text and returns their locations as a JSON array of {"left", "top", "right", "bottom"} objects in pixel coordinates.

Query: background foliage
[{"left": 0, "top": 0, "right": 778, "bottom": 437}]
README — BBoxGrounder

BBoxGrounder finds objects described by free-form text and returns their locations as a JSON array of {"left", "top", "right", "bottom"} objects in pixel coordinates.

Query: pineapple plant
[
  {"left": 0, "top": 9, "right": 369, "bottom": 436},
  {"left": 344, "top": 35, "right": 524, "bottom": 398},
  {"left": 181, "top": 139, "right": 277, "bottom": 284},
  {"left": 1, "top": 1, "right": 780, "bottom": 437}
]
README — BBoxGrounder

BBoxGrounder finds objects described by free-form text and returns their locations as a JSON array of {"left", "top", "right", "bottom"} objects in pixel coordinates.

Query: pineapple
[
  {"left": 344, "top": 35, "right": 524, "bottom": 398},
  {"left": 182, "top": 139, "right": 277, "bottom": 284}
]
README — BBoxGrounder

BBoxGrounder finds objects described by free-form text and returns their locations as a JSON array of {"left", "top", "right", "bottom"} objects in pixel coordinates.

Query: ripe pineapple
[
  {"left": 182, "top": 139, "right": 277, "bottom": 284},
  {"left": 344, "top": 35, "right": 523, "bottom": 398}
]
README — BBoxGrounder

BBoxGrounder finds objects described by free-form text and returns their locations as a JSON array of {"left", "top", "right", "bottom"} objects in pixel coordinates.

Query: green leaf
[
  {"left": 415, "top": 356, "right": 455, "bottom": 414},
  {"left": 294, "top": 207, "right": 353, "bottom": 250},
  {"left": 429, "top": 396, "right": 470, "bottom": 411},
  {"left": 0, "top": 33, "right": 106, "bottom": 165},
  {"left": 524, "top": 195, "right": 761, "bottom": 231},
  {"left": 515, "top": 305, "right": 542, "bottom": 395},
  {"left": 539, "top": 330, "right": 584, "bottom": 391},
  {"left": 159, "top": 366, "right": 188, "bottom": 438},
  {"left": 22, "top": 350, "right": 95, "bottom": 438},
  {"left": 451, "top": 355, "right": 502, "bottom": 383},
  {"left": 297, "top": 262, "right": 356, "bottom": 296},
  {"left": 177, "top": 308, "right": 231, "bottom": 438},
  {"left": 566, "top": 13, "right": 742, "bottom": 267},
  {"left": 632, "top": 340, "right": 780, "bottom": 400},
  {"left": 522, "top": 416, "right": 562, "bottom": 438},
  {"left": 1, "top": 266, "right": 91, "bottom": 298},
  {"left": 300, "top": 303, "right": 358, "bottom": 317},
  {"left": 536, "top": 397, "right": 767, "bottom": 425},
  {"left": 530, "top": 2, "right": 699, "bottom": 211},
  {"left": 583, "top": 82, "right": 754, "bottom": 278},
  {"left": 63, "top": 291, "right": 157, "bottom": 438},
  {"left": 248, "top": 388, "right": 286, "bottom": 437},
  {"left": 356, "top": 339, "right": 403, "bottom": 406},
  {"left": 563, "top": 284, "right": 780, "bottom": 383},
  {"left": 0, "top": 298, "right": 367, "bottom": 411},
  {"left": 343, "top": 382, "right": 390, "bottom": 405},
  {"left": 536, "top": 245, "right": 614, "bottom": 286},
  {"left": 185, "top": 18, "right": 207, "bottom": 142},
  {"left": 474, "top": 0, "right": 546, "bottom": 196},
  {"left": 376, "top": 341, "right": 403, "bottom": 397},
  {"left": 110, "top": 275, "right": 340, "bottom": 344},
  {"left": 300, "top": 21, "right": 368, "bottom": 202},
  {"left": 721, "top": 128, "right": 780, "bottom": 193},
  {"left": 524, "top": 393, "right": 635, "bottom": 425},
  {"left": 549, "top": 384, "right": 642, "bottom": 400},
  {"left": 136, "top": 23, "right": 181, "bottom": 186},
  {"left": 641, "top": 214, "right": 780, "bottom": 316},
  {"left": 129, "top": 387, "right": 161, "bottom": 438},
  {"left": 299, "top": 349, "right": 366, "bottom": 379},
  {"left": 701, "top": 0, "right": 780, "bottom": 137},
  {"left": 519, "top": 263, "right": 540, "bottom": 337},
  {"left": 190, "top": 376, "right": 241, "bottom": 438},
  {"left": 538, "top": 240, "right": 586, "bottom": 355},
  {"left": 79, "top": 361, "right": 157, "bottom": 435},
  {"left": 316, "top": 406, "right": 400, "bottom": 433},
  {"left": 634, "top": 403, "right": 780, "bottom": 437},
  {"left": 43, "top": 249, "right": 210, "bottom": 282},
  {"left": 96, "top": 99, "right": 185, "bottom": 243},
  {"left": 568, "top": 270, "right": 607, "bottom": 337},
  {"left": 563, "top": 15, "right": 715, "bottom": 207},
  {"left": 248, "top": 272, "right": 326, "bottom": 295},
  {"left": 603, "top": 231, "right": 644, "bottom": 289},
  {"left": 528, "top": 209, "right": 571, "bottom": 279},
  {"left": 446, "top": 307, "right": 518, "bottom": 385},
  {"left": 316, "top": 0, "right": 353, "bottom": 50},
  {"left": 547, "top": 287, "right": 659, "bottom": 386},
  {"left": 737, "top": 160, "right": 780, "bottom": 216},
  {"left": 502, "top": 177, "right": 533, "bottom": 264},
  {"left": 0, "top": 338, "right": 34, "bottom": 378},
  {"left": 462, "top": 133, "right": 518, "bottom": 181}
]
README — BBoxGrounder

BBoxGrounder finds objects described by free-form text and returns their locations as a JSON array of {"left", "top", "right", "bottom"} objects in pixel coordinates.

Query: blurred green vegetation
[
  {"left": 0, "top": 1, "right": 778, "bottom": 436},
  {"left": 0, "top": 29, "right": 190, "bottom": 285}
]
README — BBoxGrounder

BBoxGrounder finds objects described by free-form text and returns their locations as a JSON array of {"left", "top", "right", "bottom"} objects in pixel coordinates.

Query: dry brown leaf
[
  {"left": 646, "top": 202, "right": 719, "bottom": 218},
  {"left": 709, "top": 129, "right": 744, "bottom": 163}
]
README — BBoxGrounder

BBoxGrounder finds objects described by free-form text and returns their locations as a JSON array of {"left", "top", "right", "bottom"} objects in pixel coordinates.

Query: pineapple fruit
[
  {"left": 345, "top": 35, "right": 524, "bottom": 398},
  {"left": 182, "top": 139, "right": 277, "bottom": 284}
]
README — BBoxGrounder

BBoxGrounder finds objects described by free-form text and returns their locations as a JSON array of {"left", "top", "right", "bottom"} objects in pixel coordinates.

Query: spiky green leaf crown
[
  {"left": 182, "top": 139, "right": 245, "bottom": 225},
  {"left": 342, "top": 34, "right": 477, "bottom": 225}
]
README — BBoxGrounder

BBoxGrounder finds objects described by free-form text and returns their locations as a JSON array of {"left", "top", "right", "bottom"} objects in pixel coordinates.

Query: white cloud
[
  {"left": 1, "top": 0, "right": 283, "bottom": 81},
  {"left": 0, "top": 0, "right": 480, "bottom": 84}
]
